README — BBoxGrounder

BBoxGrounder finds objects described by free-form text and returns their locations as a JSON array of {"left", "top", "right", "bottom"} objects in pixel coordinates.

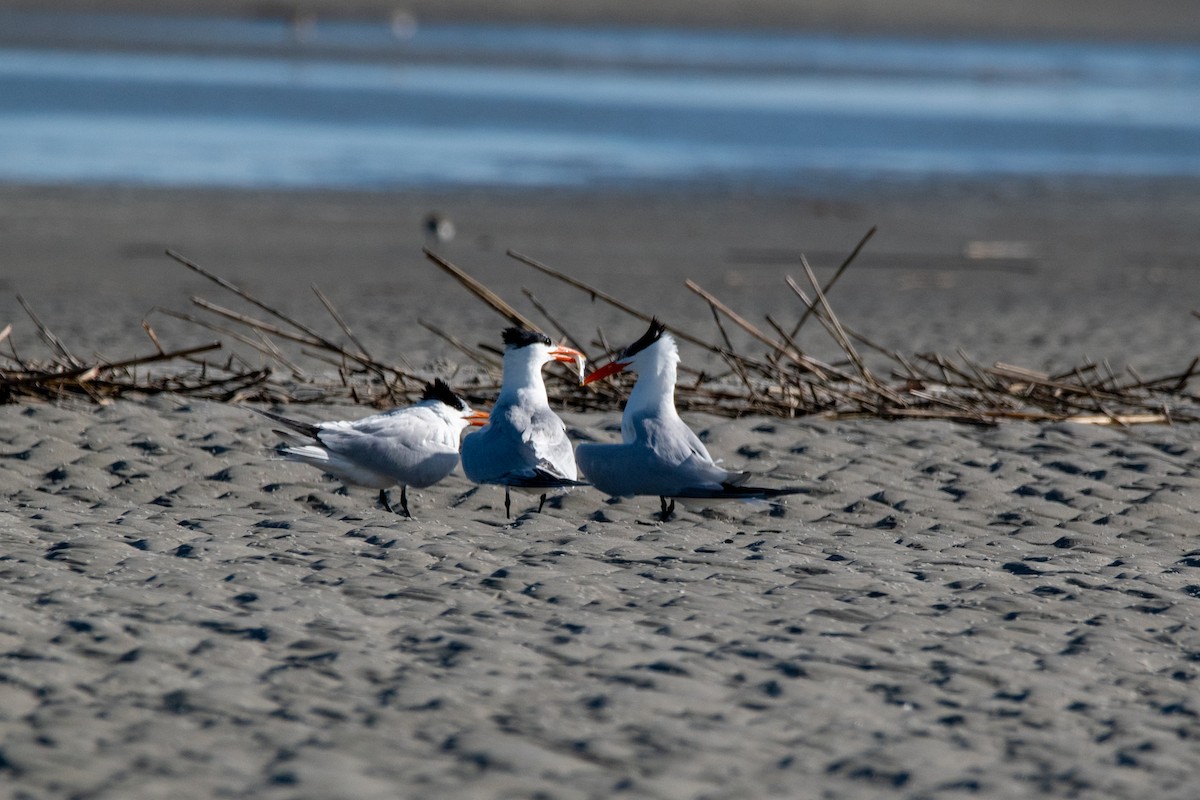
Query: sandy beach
[
  {"left": 4, "top": 1, "right": 1200, "bottom": 796},
  {"left": 3, "top": 177, "right": 1200, "bottom": 799},
  {"left": 0, "top": 388, "right": 1198, "bottom": 799}
]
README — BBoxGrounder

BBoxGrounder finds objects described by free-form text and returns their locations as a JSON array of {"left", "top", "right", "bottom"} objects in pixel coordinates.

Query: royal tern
[
  {"left": 578, "top": 319, "right": 801, "bottom": 520},
  {"left": 461, "top": 327, "right": 588, "bottom": 518},
  {"left": 249, "top": 379, "right": 488, "bottom": 517}
]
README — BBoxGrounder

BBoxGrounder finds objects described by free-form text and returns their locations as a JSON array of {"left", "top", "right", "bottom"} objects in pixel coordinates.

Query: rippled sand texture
[
  {"left": 4, "top": 0, "right": 1200, "bottom": 795},
  {"left": 3, "top": 396, "right": 1199, "bottom": 798}
]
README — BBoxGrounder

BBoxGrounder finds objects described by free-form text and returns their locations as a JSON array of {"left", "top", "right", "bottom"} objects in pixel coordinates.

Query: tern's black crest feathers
[
  {"left": 502, "top": 326, "right": 552, "bottom": 349},
  {"left": 620, "top": 317, "right": 667, "bottom": 359},
  {"left": 421, "top": 378, "right": 466, "bottom": 411}
]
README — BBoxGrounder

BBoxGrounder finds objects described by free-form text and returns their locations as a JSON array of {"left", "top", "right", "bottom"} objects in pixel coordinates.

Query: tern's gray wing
[
  {"left": 313, "top": 407, "right": 460, "bottom": 488},
  {"left": 578, "top": 415, "right": 729, "bottom": 498},
  {"left": 461, "top": 421, "right": 527, "bottom": 484},
  {"left": 624, "top": 408, "right": 714, "bottom": 460},
  {"left": 461, "top": 404, "right": 577, "bottom": 485},
  {"left": 577, "top": 438, "right": 800, "bottom": 500},
  {"left": 525, "top": 405, "right": 578, "bottom": 481},
  {"left": 639, "top": 414, "right": 722, "bottom": 472}
]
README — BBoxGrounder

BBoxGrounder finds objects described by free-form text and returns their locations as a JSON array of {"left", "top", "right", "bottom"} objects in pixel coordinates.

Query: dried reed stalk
[{"left": 3, "top": 236, "right": 1196, "bottom": 426}]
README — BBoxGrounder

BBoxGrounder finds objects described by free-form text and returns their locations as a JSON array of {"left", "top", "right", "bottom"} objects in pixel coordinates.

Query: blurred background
[
  {"left": 2, "top": 1, "right": 1199, "bottom": 191},
  {"left": 2, "top": 1, "right": 1199, "bottom": 375}
]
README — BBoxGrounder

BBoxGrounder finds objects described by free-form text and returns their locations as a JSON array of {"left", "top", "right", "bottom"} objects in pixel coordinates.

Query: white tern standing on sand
[
  {"left": 248, "top": 379, "right": 488, "bottom": 517},
  {"left": 461, "top": 327, "right": 588, "bottom": 518},
  {"left": 577, "top": 318, "right": 801, "bottom": 520}
]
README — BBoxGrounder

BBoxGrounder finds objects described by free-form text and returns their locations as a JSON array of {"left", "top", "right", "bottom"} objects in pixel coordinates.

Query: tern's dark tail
[
  {"left": 505, "top": 468, "right": 591, "bottom": 489},
  {"left": 243, "top": 406, "right": 320, "bottom": 439},
  {"left": 675, "top": 483, "right": 805, "bottom": 500}
]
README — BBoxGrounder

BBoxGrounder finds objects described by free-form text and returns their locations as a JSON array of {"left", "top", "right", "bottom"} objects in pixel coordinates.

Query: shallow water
[{"left": 1, "top": 11, "right": 1199, "bottom": 189}]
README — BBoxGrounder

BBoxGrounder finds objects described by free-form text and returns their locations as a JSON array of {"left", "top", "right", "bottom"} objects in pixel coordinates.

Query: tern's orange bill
[
  {"left": 549, "top": 345, "right": 585, "bottom": 364},
  {"left": 550, "top": 345, "right": 587, "bottom": 384},
  {"left": 582, "top": 360, "right": 627, "bottom": 385},
  {"left": 467, "top": 410, "right": 490, "bottom": 427}
]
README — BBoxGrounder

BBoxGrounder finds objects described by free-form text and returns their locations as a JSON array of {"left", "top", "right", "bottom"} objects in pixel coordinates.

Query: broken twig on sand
[{"left": 3, "top": 238, "right": 1197, "bottom": 426}]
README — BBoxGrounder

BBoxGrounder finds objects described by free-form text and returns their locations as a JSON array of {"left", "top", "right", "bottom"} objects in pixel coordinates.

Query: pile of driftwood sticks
[{"left": 2, "top": 230, "right": 1197, "bottom": 426}]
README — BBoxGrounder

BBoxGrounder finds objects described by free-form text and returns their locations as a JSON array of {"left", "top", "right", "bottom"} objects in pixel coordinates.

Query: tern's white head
[
  {"left": 583, "top": 318, "right": 677, "bottom": 385},
  {"left": 498, "top": 327, "right": 587, "bottom": 395},
  {"left": 418, "top": 378, "right": 489, "bottom": 431}
]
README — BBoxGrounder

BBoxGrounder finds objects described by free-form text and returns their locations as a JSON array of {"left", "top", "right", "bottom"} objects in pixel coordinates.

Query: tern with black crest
[
  {"left": 578, "top": 318, "right": 802, "bottom": 520},
  {"left": 248, "top": 379, "right": 488, "bottom": 517},
  {"left": 461, "top": 327, "right": 588, "bottom": 518}
]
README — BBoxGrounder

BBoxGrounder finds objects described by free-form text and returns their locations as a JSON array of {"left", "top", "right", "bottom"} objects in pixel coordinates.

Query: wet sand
[{"left": 3, "top": 178, "right": 1200, "bottom": 798}]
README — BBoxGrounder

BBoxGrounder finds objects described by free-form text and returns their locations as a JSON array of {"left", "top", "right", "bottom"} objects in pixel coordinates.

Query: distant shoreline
[{"left": 2, "top": 0, "right": 1200, "bottom": 43}]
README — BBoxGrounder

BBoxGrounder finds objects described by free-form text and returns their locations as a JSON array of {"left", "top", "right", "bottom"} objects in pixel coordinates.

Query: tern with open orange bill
[{"left": 578, "top": 318, "right": 802, "bottom": 521}]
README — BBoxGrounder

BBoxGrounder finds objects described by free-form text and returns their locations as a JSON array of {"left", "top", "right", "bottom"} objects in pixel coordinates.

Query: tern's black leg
[
  {"left": 379, "top": 489, "right": 394, "bottom": 513},
  {"left": 658, "top": 496, "right": 675, "bottom": 522},
  {"left": 537, "top": 493, "right": 547, "bottom": 513},
  {"left": 399, "top": 485, "right": 411, "bottom": 518},
  {"left": 505, "top": 486, "right": 512, "bottom": 519}
]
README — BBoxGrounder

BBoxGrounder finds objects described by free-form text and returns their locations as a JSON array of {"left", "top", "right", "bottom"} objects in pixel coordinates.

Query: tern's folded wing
[
  {"left": 577, "top": 441, "right": 727, "bottom": 498},
  {"left": 316, "top": 411, "right": 460, "bottom": 487}
]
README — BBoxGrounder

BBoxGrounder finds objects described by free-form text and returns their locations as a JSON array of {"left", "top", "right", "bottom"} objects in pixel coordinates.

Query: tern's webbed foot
[{"left": 379, "top": 489, "right": 395, "bottom": 514}]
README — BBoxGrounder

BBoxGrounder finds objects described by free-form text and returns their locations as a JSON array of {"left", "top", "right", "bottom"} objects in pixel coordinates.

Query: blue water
[{"left": 1, "top": 11, "right": 1198, "bottom": 189}]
